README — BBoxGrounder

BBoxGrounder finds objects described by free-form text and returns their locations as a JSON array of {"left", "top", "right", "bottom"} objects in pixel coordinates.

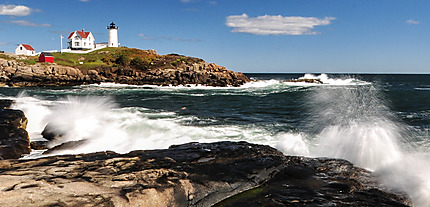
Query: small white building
[
  {"left": 15, "top": 44, "right": 36, "bottom": 56},
  {"left": 68, "top": 29, "right": 95, "bottom": 50},
  {"left": 107, "top": 22, "right": 119, "bottom": 47}
]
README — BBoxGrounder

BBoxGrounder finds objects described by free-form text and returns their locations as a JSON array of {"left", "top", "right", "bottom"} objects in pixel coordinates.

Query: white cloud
[
  {"left": 406, "top": 19, "right": 419, "bottom": 25},
  {"left": 138, "top": 34, "right": 155, "bottom": 41},
  {"left": 0, "top": 4, "right": 32, "bottom": 16},
  {"left": 226, "top": 13, "right": 335, "bottom": 35},
  {"left": 5, "top": 20, "right": 51, "bottom": 27}
]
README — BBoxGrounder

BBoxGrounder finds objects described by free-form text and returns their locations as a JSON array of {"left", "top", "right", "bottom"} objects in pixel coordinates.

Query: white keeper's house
[
  {"left": 68, "top": 29, "right": 95, "bottom": 50},
  {"left": 15, "top": 44, "right": 36, "bottom": 56}
]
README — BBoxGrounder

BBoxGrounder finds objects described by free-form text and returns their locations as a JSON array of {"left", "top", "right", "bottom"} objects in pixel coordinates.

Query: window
[
  {"left": 75, "top": 42, "right": 80, "bottom": 46},
  {"left": 20, "top": 47, "right": 23, "bottom": 50},
  {"left": 75, "top": 36, "right": 79, "bottom": 40},
  {"left": 84, "top": 42, "right": 86, "bottom": 46}
]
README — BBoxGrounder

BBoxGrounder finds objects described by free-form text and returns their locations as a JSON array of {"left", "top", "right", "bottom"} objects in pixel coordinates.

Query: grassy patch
[
  {"left": 52, "top": 47, "right": 161, "bottom": 70},
  {"left": 213, "top": 187, "right": 264, "bottom": 207}
]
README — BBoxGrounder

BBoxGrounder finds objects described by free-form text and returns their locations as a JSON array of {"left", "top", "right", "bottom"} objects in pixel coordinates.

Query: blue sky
[{"left": 0, "top": 0, "right": 429, "bottom": 73}]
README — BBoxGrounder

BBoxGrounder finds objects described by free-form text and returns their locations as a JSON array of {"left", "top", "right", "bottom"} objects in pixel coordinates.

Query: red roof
[
  {"left": 22, "top": 44, "right": 35, "bottom": 51},
  {"left": 68, "top": 30, "right": 91, "bottom": 39}
]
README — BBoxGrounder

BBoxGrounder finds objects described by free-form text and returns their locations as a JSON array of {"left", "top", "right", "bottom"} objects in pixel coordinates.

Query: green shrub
[
  {"left": 130, "top": 57, "right": 149, "bottom": 70},
  {"left": 115, "top": 54, "right": 130, "bottom": 66}
]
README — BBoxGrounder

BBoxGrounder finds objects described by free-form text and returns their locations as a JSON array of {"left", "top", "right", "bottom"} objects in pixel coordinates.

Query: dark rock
[
  {"left": 0, "top": 100, "right": 13, "bottom": 109},
  {"left": 43, "top": 140, "right": 88, "bottom": 155},
  {"left": 41, "top": 123, "right": 63, "bottom": 141},
  {"left": 0, "top": 109, "right": 28, "bottom": 129},
  {"left": 0, "top": 126, "right": 30, "bottom": 160},
  {"left": 0, "top": 109, "right": 30, "bottom": 159},
  {"left": 30, "top": 141, "right": 49, "bottom": 150},
  {"left": 0, "top": 141, "right": 411, "bottom": 206},
  {"left": 215, "top": 156, "right": 411, "bottom": 207},
  {"left": 287, "top": 78, "right": 324, "bottom": 84}
]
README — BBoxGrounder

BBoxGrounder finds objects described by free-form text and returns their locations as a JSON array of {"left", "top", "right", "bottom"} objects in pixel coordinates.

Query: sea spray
[
  {"left": 306, "top": 85, "right": 404, "bottom": 169},
  {"left": 377, "top": 154, "right": 430, "bottom": 207},
  {"left": 11, "top": 93, "right": 53, "bottom": 140},
  {"left": 42, "top": 96, "right": 119, "bottom": 147},
  {"left": 275, "top": 133, "right": 310, "bottom": 156},
  {"left": 302, "top": 84, "right": 430, "bottom": 206}
]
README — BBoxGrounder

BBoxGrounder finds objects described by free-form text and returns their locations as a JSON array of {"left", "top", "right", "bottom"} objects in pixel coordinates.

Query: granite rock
[{"left": 0, "top": 142, "right": 411, "bottom": 207}]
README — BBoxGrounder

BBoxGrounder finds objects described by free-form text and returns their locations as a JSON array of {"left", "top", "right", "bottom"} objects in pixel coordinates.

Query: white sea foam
[
  {"left": 293, "top": 73, "right": 370, "bottom": 86},
  {"left": 81, "top": 74, "right": 368, "bottom": 91},
  {"left": 12, "top": 95, "right": 279, "bottom": 157},
  {"left": 241, "top": 79, "right": 283, "bottom": 88},
  {"left": 84, "top": 82, "right": 237, "bottom": 90},
  {"left": 244, "top": 74, "right": 371, "bottom": 88}
]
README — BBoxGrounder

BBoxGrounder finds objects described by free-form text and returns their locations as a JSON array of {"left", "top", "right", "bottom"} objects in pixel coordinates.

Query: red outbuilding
[{"left": 39, "top": 52, "right": 54, "bottom": 63}]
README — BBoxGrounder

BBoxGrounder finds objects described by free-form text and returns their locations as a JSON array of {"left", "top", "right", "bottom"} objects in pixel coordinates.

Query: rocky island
[
  {"left": 0, "top": 100, "right": 412, "bottom": 206},
  {"left": 0, "top": 48, "right": 250, "bottom": 87}
]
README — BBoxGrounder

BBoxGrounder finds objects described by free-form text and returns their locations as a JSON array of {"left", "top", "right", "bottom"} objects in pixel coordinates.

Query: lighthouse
[{"left": 107, "top": 22, "right": 119, "bottom": 47}]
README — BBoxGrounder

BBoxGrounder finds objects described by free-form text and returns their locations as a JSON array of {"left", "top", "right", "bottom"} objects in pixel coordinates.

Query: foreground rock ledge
[{"left": 0, "top": 142, "right": 411, "bottom": 207}]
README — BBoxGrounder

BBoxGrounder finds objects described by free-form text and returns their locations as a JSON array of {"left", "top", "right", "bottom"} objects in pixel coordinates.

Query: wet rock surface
[
  {"left": 0, "top": 100, "right": 30, "bottom": 159},
  {"left": 215, "top": 156, "right": 411, "bottom": 207},
  {"left": 0, "top": 141, "right": 411, "bottom": 207}
]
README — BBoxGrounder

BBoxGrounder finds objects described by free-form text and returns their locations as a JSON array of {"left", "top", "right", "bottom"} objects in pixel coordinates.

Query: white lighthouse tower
[{"left": 107, "top": 22, "right": 119, "bottom": 47}]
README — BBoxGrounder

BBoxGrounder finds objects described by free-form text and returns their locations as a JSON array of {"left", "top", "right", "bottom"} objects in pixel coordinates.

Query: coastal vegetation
[{"left": 1, "top": 47, "right": 205, "bottom": 72}]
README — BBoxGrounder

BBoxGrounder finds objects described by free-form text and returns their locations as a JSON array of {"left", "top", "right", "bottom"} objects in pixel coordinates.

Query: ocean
[{"left": 1, "top": 73, "right": 430, "bottom": 206}]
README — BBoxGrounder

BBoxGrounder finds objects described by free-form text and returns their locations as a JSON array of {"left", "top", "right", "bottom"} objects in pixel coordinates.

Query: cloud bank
[
  {"left": 226, "top": 14, "right": 335, "bottom": 35},
  {"left": 0, "top": 4, "right": 32, "bottom": 16}
]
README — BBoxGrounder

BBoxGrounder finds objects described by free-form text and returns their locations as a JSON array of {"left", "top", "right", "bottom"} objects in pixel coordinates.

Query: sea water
[{"left": 1, "top": 73, "right": 430, "bottom": 206}]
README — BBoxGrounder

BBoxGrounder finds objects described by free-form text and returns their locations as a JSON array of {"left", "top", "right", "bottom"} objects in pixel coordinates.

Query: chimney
[{"left": 82, "top": 29, "right": 85, "bottom": 32}]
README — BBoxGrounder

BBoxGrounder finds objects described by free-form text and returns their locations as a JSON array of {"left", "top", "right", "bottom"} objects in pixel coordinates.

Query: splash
[
  {"left": 294, "top": 84, "right": 430, "bottom": 206},
  {"left": 42, "top": 96, "right": 119, "bottom": 147},
  {"left": 275, "top": 133, "right": 310, "bottom": 156},
  {"left": 307, "top": 86, "right": 404, "bottom": 169},
  {"left": 11, "top": 92, "right": 53, "bottom": 140}
]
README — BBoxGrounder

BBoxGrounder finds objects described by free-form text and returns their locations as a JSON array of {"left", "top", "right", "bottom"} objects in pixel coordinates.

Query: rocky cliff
[{"left": 0, "top": 53, "right": 250, "bottom": 87}]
